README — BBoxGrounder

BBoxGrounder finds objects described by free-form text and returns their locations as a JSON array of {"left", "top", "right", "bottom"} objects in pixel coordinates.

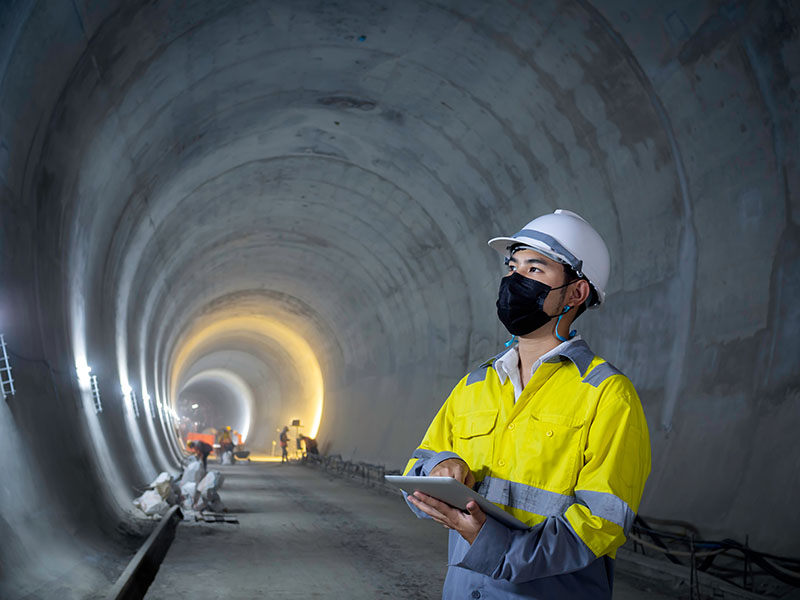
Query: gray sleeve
[
  {"left": 403, "top": 448, "right": 464, "bottom": 519},
  {"left": 451, "top": 514, "right": 598, "bottom": 582}
]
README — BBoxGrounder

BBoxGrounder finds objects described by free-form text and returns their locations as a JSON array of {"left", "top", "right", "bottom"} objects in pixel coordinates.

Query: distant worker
[
  {"left": 299, "top": 434, "right": 319, "bottom": 458},
  {"left": 219, "top": 425, "right": 235, "bottom": 460},
  {"left": 187, "top": 439, "right": 212, "bottom": 469},
  {"left": 279, "top": 426, "right": 290, "bottom": 463}
]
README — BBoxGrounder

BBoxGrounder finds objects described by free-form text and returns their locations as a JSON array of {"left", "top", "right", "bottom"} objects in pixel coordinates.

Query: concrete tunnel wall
[{"left": 0, "top": 0, "right": 798, "bottom": 595}]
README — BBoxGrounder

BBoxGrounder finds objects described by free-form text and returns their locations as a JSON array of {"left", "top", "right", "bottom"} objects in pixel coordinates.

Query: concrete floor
[{"left": 147, "top": 462, "right": 680, "bottom": 599}]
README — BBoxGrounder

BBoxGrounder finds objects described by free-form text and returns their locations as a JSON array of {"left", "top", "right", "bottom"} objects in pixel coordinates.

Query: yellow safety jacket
[{"left": 404, "top": 340, "right": 651, "bottom": 599}]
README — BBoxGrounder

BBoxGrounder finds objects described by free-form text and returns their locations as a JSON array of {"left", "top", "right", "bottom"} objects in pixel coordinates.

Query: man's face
[{"left": 505, "top": 248, "right": 570, "bottom": 314}]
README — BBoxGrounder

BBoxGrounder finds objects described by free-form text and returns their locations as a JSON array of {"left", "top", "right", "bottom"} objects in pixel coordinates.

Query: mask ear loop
[
  {"left": 504, "top": 335, "right": 517, "bottom": 347},
  {"left": 554, "top": 305, "right": 577, "bottom": 342}
]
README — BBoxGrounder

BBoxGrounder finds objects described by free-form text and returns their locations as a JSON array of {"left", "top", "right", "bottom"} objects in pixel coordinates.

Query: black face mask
[{"left": 496, "top": 273, "right": 571, "bottom": 336}]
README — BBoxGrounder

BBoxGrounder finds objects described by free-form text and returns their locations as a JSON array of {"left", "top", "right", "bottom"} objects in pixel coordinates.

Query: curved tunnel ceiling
[{"left": 0, "top": 0, "right": 798, "bottom": 595}]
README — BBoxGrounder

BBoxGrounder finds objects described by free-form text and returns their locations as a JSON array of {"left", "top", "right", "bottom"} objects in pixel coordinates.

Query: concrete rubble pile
[
  {"left": 132, "top": 457, "right": 226, "bottom": 518},
  {"left": 132, "top": 471, "right": 178, "bottom": 517}
]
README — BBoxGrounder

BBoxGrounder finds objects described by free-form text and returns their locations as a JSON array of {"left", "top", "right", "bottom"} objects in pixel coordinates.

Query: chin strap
[{"left": 554, "top": 305, "right": 577, "bottom": 342}]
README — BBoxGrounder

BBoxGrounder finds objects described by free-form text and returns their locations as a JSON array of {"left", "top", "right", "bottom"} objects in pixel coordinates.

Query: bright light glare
[
  {"left": 121, "top": 384, "right": 133, "bottom": 396},
  {"left": 191, "top": 403, "right": 199, "bottom": 409},
  {"left": 76, "top": 364, "right": 92, "bottom": 385}
]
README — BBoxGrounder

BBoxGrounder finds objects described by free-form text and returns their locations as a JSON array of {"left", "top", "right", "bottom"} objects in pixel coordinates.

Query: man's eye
[{"left": 507, "top": 265, "right": 516, "bottom": 272}]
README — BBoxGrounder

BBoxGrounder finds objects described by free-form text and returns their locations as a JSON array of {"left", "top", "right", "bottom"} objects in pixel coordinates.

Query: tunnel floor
[{"left": 145, "top": 462, "right": 680, "bottom": 599}]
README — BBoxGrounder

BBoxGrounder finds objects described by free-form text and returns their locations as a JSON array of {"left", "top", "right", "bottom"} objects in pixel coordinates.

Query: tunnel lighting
[
  {"left": 0, "top": 334, "right": 15, "bottom": 399},
  {"left": 121, "top": 384, "right": 140, "bottom": 418},
  {"left": 143, "top": 392, "right": 156, "bottom": 418},
  {"left": 76, "top": 364, "right": 92, "bottom": 385},
  {"left": 76, "top": 362, "right": 102, "bottom": 412},
  {"left": 191, "top": 403, "right": 198, "bottom": 409}
]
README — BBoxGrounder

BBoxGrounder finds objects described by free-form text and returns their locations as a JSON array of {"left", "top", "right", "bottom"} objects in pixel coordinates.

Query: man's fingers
[
  {"left": 413, "top": 491, "right": 452, "bottom": 514},
  {"left": 408, "top": 494, "right": 450, "bottom": 525},
  {"left": 465, "top": 500, "right": 480, "bottom": 515}
]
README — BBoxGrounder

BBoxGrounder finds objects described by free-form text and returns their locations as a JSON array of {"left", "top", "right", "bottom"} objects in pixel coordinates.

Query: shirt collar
[{"left": 492, "top": 335, "right": 584, "bottom": 385}]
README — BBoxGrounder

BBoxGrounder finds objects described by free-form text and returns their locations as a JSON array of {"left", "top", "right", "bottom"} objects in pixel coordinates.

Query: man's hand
[
  {"left": 407, "top": 492, "right": 487, "bottom": 544},
  {"left": 429, "top": 458, "right": 476, "bottom": 489}
]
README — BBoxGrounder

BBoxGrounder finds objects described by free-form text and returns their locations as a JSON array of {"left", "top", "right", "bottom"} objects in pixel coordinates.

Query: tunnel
[{"left": 0, "top": 0, "right": 798, "bottom": 597}]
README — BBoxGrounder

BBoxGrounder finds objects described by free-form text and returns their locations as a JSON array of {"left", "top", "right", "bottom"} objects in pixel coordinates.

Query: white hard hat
[{"left": 488, "top": 209, "right": 611, "bottom": 307}]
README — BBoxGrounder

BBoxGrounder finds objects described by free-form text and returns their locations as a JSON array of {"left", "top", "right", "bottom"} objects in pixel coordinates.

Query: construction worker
[
  {"left": 219, "top": 426, "right": 235, "bottom": 458},
  {"left": 404, "top": 210, "right": 651, "bottom": 599},
  {"left": 299, "top": 434, "right": 319, "bottom": 458},
  {"left": 279, "top": 426, "right": 290, "bottom": 463},
  {"left": 187, "top": 439, "right": 212, "bottom": 469}
]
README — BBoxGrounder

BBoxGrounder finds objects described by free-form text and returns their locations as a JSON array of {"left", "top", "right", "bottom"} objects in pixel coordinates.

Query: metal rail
[
  {"left": 0, "top": 334, "right": 15, "bottom": 398},
  {"left": 105, "top": 505, "right": 183, "bottom": 600},
  {"left": 303, "top": 453, "right": 402, "bottom": 496}
]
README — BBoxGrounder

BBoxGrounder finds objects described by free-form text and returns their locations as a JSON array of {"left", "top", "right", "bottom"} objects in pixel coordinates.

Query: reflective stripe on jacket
[{"left": 403, "top": 340, "right": 651, "bottom": 599}]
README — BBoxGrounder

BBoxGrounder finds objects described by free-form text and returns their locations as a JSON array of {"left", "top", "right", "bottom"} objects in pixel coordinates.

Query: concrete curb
[{"left": 106, "top": 506, "right": 183, "bottom": 600}]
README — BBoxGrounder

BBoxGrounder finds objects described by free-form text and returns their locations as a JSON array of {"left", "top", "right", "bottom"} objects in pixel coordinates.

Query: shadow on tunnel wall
[{"left": 0, "top": 0, "right": 797, "bottom": 596}]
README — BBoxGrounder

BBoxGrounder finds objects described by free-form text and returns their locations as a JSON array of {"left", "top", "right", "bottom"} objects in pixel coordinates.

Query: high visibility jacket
[{"left": 404, "top": 340, "right": 651, "bottom": 599}]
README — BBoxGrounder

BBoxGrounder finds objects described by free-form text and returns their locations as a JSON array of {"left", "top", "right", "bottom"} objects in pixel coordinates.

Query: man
[
  {"left": 219, "top": 425, "right": 235, "bottom": 464},
  {"left": 404, "top": 210, "right": 651, "bottom": 599},
  {"left": 187, "top": 439, "right": 213, "bottom": 469},
  {"left": 299, "top": 434, "right": 319, "bottom": 458},
  {"left": 280, "top": 426, "right": 290, "bottom": 463}
]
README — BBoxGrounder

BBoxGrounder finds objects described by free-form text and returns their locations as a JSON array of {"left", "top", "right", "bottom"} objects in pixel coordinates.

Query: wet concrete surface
[{"left": 146, "top": 461, "right": 680, "bottom": 599}]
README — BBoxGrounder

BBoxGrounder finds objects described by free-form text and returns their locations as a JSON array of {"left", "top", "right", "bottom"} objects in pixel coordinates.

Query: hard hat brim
[{"left": 487, "top": 236, "right": 563, "bottom": 265}]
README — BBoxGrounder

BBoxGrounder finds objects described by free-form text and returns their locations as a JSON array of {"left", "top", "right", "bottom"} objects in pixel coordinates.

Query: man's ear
[{"left": 568, "top": 280, "right": 592, "bottom": 307}]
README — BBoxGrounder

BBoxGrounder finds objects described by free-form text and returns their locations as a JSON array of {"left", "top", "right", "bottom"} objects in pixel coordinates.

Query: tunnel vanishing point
[{"left": 0, "top": 0, "right": 798, "bottom": 596}]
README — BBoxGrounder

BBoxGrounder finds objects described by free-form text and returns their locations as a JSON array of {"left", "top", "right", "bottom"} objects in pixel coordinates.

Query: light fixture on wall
[
  {"left": 76, "top": 364, "right": 92, "bottom": 385},
  {"left": 76, "top": 364, "right": 102, "bottom": 413},
  {"left": 143, "top": 392, "right": 155, "bottom": 419},
  {"left": 122, "top": 385, "right": 140, "bottom": 418},
  {"left": 0, "top": 334, "right": 15, "bottom": 399}
]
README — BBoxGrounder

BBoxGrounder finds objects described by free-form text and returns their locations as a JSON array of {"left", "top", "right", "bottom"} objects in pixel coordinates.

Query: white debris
[
  {"left": 150, "top": 472, "right": 173, "bottom": 500},
  {"left": 221, "top": 450, "right": 234, "bottom": 465},
  {"left": 206, "top": 490, "right": 225, "bottom": 513},
  {"left": 180, "top": 459, "right": 206, "bottom": 484},
  {"left": 180, "top": 481, "right": 198, "bottom": 511},
  {"left": 198, "top": 471, "right": 224, "bottom": 494},
  {"left": 133, "top": 489, "right": 169, "bottom": 516},
  {"left": 194, "top": 488, "right": 225, "bottom": 513}
]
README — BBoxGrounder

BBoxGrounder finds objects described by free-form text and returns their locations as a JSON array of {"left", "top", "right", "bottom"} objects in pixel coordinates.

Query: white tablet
[{"left": 385, "top": 475, "right": 530, "bottom": 530}]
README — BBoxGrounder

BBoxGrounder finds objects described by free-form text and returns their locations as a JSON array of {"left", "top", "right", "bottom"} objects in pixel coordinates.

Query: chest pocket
[
  {"left": 527, "top": 413, "right": 585, "bottom": 493},
  {"left": 453, "top": 409, "right": 497, "bottom": 468}
]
